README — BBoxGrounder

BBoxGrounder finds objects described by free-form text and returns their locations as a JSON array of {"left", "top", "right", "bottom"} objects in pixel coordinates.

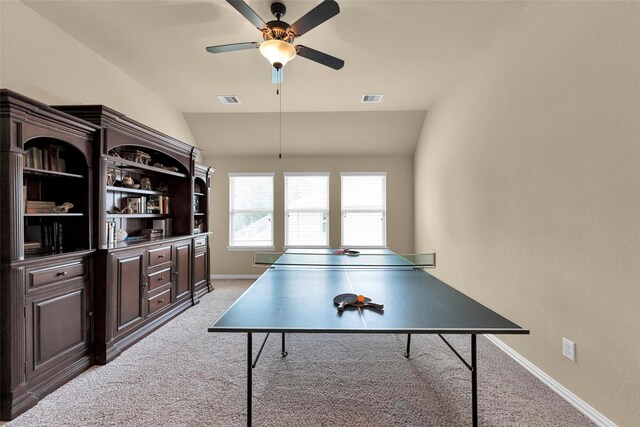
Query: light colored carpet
[{"left": 6, "top": 280, "right": 594, "bottom": 426}]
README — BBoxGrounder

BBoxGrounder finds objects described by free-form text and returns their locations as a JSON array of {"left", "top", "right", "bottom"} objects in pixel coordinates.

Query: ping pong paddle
[
  {"left": 333, "top": 293, "right": 384, "bottom": 311},
  {"left": 332, "top": 249, "right": 360, "bottom": 256}
]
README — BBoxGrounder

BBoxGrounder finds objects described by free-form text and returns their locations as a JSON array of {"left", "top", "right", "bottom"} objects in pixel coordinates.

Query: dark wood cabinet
[
  {"left": 20, "top": 253, "right": 93, "bottom": 395},
  {"left": 192, "top": 162, "right": 213, "bottom": 302},
  {"left": 56, "top": 102, "right": 212, "bottom": 366},
  {"left": 113, "top": 251, "right": 145, "bottom": 332},
  {"left": 1, "top": 90, "right": 214, "bottom": 420},
  {"left": 1, "top": 90, "right": 96, "bottom": 420},
  {"left": 98, "top": 239, "right": 193, "bottom": 364},
  {"left": 193, "top": 235, "right": 210, "bottom": 299},
  {"left": 175, "top": 241, "right": 191, "bottom": 300}
]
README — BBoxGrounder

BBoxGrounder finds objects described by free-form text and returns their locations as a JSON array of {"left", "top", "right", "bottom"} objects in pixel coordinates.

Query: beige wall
[
  {"left": 414, "top": 2, "right": 640, "bottom": 425},
  {"left": 0, "top": 1, "right": 196, "bottom": 146},
  {"left": 207, "top": 155, "right": 414, "bottom": 276}
]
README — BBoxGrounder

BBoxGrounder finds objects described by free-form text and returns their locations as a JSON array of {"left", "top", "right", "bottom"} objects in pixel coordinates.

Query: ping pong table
[{"left": 208, "top": 249, "right": 528, "bottom": 426}]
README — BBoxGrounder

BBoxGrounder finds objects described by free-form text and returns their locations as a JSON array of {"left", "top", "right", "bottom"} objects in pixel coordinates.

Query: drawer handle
[
  {"left": 158, "top": 254, "right": 165, "bottom": 258},
  {"left": 57, "top": 271, "right": 68, "bottom": 276},
  {"left": 158, "top": 277, "right": 164, "bottom": 281},
  {"left": 158, "top": 299, "right": 164, "bottom": 304}
]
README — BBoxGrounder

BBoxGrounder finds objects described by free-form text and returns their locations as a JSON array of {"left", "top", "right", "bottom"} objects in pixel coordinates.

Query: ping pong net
[{"left": 254, "top": 251, "right": 436, "bottom": 268}]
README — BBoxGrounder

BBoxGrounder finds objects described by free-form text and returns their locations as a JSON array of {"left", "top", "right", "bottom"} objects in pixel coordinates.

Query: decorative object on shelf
[
  {"left": 153, "top": 219, "right": 172, "bottom": 237},
  {"left": 141, "top": 228, "right": 163, "bottom": 238},
  {"left": 194, "top": 182, "right": 202, "bottom": 193},
  {"left": 157, "top": 182, "right": 169, "bottom": 192},
  {"left": 121, "top": 175, "right": 140, "bottom": 189},
  {"left": 108, "top": 149, "right": 121, "bottom": 158},
  {"left": 140, "top": 177, "right": 151, "bottom": 190},
  {"left": 127, "top": 197, "right": 145, "bottom": 214},
  {"left": 50, "top": 202, "right": 74, "bottom": 213},
  {"left": 106, "top": 169, "right": 116, "bottom": 186},
  {"left": 165, "top": 166, "right": 179, "bottom": 172},
  {"left": 116, "top": 228, "right": 128, "bottom": 241},
  {"left": 120, "top": 149, "right": 151, "bottom": 165}
]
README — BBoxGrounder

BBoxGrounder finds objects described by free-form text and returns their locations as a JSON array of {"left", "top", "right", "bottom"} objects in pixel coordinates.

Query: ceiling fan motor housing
[
  {"left": 263, "top": 20, "right": 295, "bottom": 43},
  {"left": 270, "top": 2, "right": 286, "bottom": 19}
]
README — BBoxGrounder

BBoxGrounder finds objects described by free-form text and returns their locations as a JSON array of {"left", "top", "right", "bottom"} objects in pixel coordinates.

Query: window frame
[
  {"left": 340, "top": 172, "right": 387, "bottom": 248},
  {"left": 283, "top": 172, "right": 330, "bottom": 249},
  {"left": 228, "top": 172, "right": 275, "bottom": 251}
]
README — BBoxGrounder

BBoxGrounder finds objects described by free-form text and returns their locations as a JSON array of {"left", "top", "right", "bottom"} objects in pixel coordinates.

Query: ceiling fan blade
[
  {"left": 226, "top": 0, "right": 265, "bottom": 29},
  {"left": 206, "top": 42, "right": 259, "bottom": 54},
  {"left": 296, "top": 45, "right": 344, "bottom": 70},
  {"left": 290, "top": 0, "right": 340, "bottom": 37}
]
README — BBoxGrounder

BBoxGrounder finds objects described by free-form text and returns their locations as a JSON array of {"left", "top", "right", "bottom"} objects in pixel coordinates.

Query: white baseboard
[
  {"left": 210, "top": 274, "right": 260, "bottom": 280},
  {"left": 485, "top": 335, "right": 616, "bottom": 427}
]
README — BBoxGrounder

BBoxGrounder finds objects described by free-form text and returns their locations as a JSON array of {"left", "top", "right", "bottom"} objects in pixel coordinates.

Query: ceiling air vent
[
  {"left": 361, "top": 94, "right": 383, "bottom": 104},
  {"left": 217, "top": 95, "right": 241, "bottom": 105}
]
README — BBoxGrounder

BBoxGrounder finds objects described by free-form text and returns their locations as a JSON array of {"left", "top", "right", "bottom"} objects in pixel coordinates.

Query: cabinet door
[
  {"left": 25, "top": 281, "right": 89, "bottom": 380},
  {"left": 193, "top": 250, "right": 207, "bottom": 289},
  {"left": 174, "top": 242, "right": 191, "bottom": 300},
  {"left": 113, "top": 253, "right": 144, "bottom": 332}
]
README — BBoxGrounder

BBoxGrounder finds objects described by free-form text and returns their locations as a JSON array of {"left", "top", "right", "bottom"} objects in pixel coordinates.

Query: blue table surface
[{"left": 209, "top": 254, "right": 528, "bottom": 334}]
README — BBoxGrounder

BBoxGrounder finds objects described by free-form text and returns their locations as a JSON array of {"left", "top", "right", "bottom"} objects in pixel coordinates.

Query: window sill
[
  {"left": 283, "top": 245, "right": 331, "bottom": 250},
  {"left": 227, "top": 246, "right": 276, "bottom": 252}
]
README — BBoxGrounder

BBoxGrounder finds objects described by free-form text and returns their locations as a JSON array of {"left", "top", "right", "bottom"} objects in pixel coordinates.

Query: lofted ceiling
[{"left": 22, "top": 0, "right": 528, "bottom": 157}]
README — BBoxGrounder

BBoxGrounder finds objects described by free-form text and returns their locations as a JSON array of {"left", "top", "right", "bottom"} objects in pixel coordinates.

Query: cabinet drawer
[
  {"left": 148, "top": 267, "right": 171, "bottom": 291},
  {"left": 148, "top": 288, "right": 172, "bottom": 315},
  {"left": 148, "top": 246, "right": 172, "bottom": 267},
  {"left": 194, "top": 237, "right": 207, "bottom": 248},
  {"left": 27, "top": 260, "right": 86, "bottom": 291}
]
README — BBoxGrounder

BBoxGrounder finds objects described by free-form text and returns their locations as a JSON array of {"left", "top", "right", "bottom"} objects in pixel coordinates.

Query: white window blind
[
  {"left": 229, "top": 173, "right": 274, "bottom": 247},
  {"left": 285, "top": 173, "right": 329, "bottom": 247},
  {"left": 341, "top": 172, "right": 387, "bottom": 247}
]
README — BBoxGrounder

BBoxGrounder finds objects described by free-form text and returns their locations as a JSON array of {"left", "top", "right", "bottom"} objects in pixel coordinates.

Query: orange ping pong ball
[{"left": 357, "top": 294, "right": 365, "bottom": 302}]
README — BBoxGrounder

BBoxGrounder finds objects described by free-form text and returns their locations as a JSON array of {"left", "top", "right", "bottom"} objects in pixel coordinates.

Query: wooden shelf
[
  {"left": 105, "top": 156, "right": 187, "bottom": 178},
  {"left": 24, "top": 213, "right": 85, "bottom": 217},
  {"left": 194, "top": 192, "right": 205, "bottom": 196},
  {"left": 106, "top": 185, "right": 169, "bottom": 196},
  {"left": 194, "top": 213, "right": 205, "bottom": 216},
  {"left": 23, "top": 167, "right": 84, "bottom": 179},
  {"left": 106, "top": 213, "right": 171, "bottom": 219}
]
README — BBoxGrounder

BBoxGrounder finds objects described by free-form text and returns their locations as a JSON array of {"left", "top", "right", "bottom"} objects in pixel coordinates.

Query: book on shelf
[
  {"left": 147, "top": 195, "right": 169, "bottom": 214},
  {"left": 106, "top": 221, "right": 116, "bottom": 245},
  {"left": 126, "top": 197, "right": 146, "bottom": 214},
  {"left": 24, "top": 241, "right": 42, "bottom": 254},
  {"left": 26, "top": 200, "right": 55, "bottom": 214},
  {"left": 152, "top": 219, "right": 172, "bottom": 237},
  {"left": 141, "top": 228, "right": 163, "bottom": 239},
  {"left": 35, "top": 222, "right": 63, "bottom": 252},
  {"left": 24, "top": 145, "right": 66, "bottom": 172}
]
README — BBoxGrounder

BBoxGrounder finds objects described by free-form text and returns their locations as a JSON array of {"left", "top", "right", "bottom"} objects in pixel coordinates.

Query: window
[
  {"left": 284, "top": 173, "right": 329, "bottom": 247},
  {"left": 228, "top": 173, "right": 274, "bottom": 249},
  {"left": 341, "top": 172, "right": 386, "bottom": 247}
]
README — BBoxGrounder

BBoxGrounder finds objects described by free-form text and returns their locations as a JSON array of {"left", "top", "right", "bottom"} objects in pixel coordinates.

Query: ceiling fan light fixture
[{"left": 259, "top": 39, "right": 296, "bottom": 69}]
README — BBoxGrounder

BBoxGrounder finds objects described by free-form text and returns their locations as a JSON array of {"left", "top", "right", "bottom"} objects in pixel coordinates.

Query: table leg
[
  {"left": 404, "top": 333, "right": 411, "bottom": 358},
  {"left": 247, "top": 333, "right": 252, "bottom": 427},
  {"left": 282, "top": 332, "right": 288, "bottom": 357},
  {"left": 471, "top": 334, "right": 477, "bottom": 427}
]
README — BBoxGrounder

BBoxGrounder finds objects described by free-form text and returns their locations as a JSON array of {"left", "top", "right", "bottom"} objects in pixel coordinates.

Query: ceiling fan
[{"left": 206, "top": 0, "right": 344, "bottom": 78}]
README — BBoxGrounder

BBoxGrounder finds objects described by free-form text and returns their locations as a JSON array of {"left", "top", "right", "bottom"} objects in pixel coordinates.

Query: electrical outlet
[{"left": 563, "top": 337, "right": 576, "bottom": 362}]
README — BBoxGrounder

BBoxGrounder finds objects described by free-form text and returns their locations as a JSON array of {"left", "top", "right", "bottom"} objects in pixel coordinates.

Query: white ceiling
[{"left": 23, "top": 0, "right": 528, "bottom": 157}]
